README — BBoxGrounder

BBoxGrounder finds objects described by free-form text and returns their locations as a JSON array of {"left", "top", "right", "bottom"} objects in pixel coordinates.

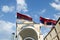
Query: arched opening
[{"left": 19, "top": 28, "right": 38, "bottom": 40}]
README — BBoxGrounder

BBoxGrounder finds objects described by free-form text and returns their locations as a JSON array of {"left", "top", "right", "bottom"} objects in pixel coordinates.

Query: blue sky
[{"left": 0, "top": 0, "right": 60, "bottom": 40}]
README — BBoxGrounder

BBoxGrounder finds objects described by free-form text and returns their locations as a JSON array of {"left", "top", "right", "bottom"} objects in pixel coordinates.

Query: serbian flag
[
  {"left": 40, "top": 16, "right": 57, "bottom": 25},
  {"left": 17, "top": 12, "right": 32, "bottom": 21}
]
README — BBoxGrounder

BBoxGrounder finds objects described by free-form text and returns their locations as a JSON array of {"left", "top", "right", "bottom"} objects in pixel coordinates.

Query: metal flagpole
[
  {"left": 15, "top": 13, "right": 18, "bottom": 40},
  {"left": 16, "top": 23, "right": 17, "bottom": 40}
]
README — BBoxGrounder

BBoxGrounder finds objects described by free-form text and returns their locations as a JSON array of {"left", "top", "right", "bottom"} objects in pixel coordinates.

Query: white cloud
[
  {"left": 54, "top": 13, "right": 60, "bottom": 19},
  {"left": 50, "top": 3, "right": 60, "bottom": 10},
  {"left": 41, "top": 9, "right": 46, "bottom": 14},
  {"left": 16, "top": 0, "right": 28, "bottom": 12},
  {"left": 38, "top": 9, "right": 46, "bottom": 14},
  {"left": 55, "top": 0, "right": 60, "bottom": 3},
  {"left": 0, "top": 20, "right": 15, "bottom": 40},
  {"left": 2, "top": 5, "right": 15, "bottom": 13},
  {"left": 0, "top": 20, "right": 15, "bottom": 33},
  {"left": 50, "top": 0, "right": 60, "bottom": 10}
]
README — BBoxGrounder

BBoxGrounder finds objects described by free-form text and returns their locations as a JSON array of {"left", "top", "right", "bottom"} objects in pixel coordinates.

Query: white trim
[{"left": 24, "top": 37, "right": 35, "bottom": 40}]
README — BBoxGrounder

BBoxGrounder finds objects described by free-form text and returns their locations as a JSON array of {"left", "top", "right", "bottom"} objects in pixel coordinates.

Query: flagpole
[
  {"left": 16, "top": 13, "right": 18, "bottom": 40},
  {"left": 16, "top": 23, "right": 17, "bottom": 40}
]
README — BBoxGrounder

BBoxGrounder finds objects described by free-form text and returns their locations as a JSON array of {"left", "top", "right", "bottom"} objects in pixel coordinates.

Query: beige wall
[
  {"left": 58, "top": 33, "right": 60, "bottom": 39},
  {"left": 17, "top": 23, "right": 43, "bottom": 40},
  {"left": 17, "top": 24, "right": 41, "bottom": 34},
  {"left": 50, "top": 29, "right": 57, "bottom": 39},
  {"left": 16, "top": 18, "right": 43, "bottom": 40},
  {"left": 55, "top": 20, "right": 60, "bottom": 33},
  {"left": 44, "top": 28, "right": 57, "bottom": 40},
  {"left": 55, "top": 20, "right": 60, "bottom": 40},
  {"left": 53, "top": 37, "right": 58, "bottom": 40},
  {"left": 46, "top": 34, "right": 52, "bottom": 40}
]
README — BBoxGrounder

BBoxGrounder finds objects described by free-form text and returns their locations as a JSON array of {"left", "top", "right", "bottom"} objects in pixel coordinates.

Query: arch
[
  {"left": 24, "top": 37, "right": 34, "bottom": 40},
  {"left": 19, "top": 28, "right": 38, "bottom": 40}
]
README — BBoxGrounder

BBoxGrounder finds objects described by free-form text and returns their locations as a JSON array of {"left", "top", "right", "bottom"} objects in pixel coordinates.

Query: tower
[{"left": 16, "top": 13, "right": 43, "bottom": 40}]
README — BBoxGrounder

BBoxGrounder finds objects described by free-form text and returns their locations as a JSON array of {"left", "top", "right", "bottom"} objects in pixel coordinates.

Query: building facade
[
  {"left": 44, "top": 18, "right": 60, "bottom": 40},
  {"left": 16, "top": 19, "right": 43, "bottom": 40}
]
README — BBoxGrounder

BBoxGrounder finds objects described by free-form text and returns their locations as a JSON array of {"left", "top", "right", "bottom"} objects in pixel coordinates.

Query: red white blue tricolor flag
[
  {"left": 17, "top": 13, "right": 33, "bottom": 24},
  {"left": 40, "top": 16, "right": 57, "bottom": 28},
  {"left": 17, "top": 12, "right": 32, "bottom": 21}
]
